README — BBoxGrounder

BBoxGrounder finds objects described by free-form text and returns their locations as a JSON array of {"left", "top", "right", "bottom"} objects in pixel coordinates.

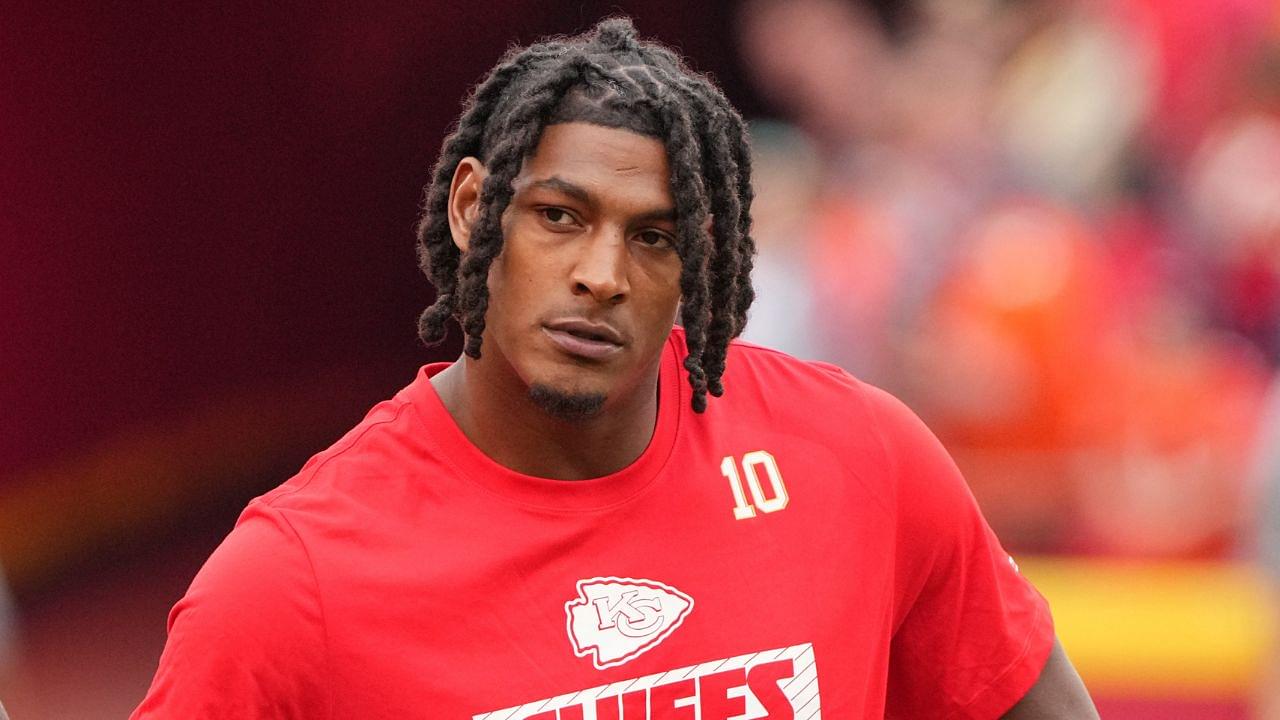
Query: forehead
[{"left": 515, "top": 122, "right": 673, "bottom": 209}]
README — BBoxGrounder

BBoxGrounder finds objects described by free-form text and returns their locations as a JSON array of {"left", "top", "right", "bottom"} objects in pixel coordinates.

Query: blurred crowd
[{"left": 736, "top": 0, "right": 1280, "bottom": 563}]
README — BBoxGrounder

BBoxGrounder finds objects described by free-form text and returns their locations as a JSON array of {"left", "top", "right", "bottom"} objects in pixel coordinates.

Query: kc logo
[{"left": 565, "top": 577, "right": 694, "bottom": 669}]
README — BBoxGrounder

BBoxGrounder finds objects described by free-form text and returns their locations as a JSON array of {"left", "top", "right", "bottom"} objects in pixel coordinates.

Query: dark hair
[{"left": 415, "top": 17, "right": 755, "bottom": 412}]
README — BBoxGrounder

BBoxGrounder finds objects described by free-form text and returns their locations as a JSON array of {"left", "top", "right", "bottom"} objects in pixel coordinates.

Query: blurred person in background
[
  {"left": 736, "top": 0, "right": 1276, "bottom": 559},
  {"left": 737, "top": 3, "right": 1280, "bottom": 712},
  {"left": 737, "top": 0, "right": 1015, "bottom": 386},
  {"left": 130, "top": 16, "right": 1098, "bottom": 719},
  {"left": 736, "top": 120, "right": 826, "bottom": 359},
  {"left": 0, "top": 563, "right": 14, "bottom": 674},
  {"left": 0, "top": 565, "right": 14, "bottom": 720},
  {"left": 1251, "top": 375, "right": 1280, "bottom": 719},
  {"left": 1186, "top": 37, "right": 1280, "bottom": 362}
]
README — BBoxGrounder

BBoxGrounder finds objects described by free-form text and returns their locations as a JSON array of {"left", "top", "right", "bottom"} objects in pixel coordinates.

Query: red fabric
[{"left": 131, "top": 328, "right": 1052, "bottom": 719}]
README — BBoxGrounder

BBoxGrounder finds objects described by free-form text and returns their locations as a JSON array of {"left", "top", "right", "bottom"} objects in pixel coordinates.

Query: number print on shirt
[{"left": 721, "top": 451, "right": 788, "bottom": 520}]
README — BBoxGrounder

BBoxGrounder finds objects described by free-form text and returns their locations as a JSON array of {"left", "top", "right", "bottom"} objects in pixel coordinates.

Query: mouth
[{"left": 542, "top": 319, "right": 625, "bottom": 360}]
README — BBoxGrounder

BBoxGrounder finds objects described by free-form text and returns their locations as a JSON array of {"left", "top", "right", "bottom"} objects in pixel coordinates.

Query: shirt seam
[
  {"left": 266, "top": 400, "right": 410, "bottom": 504},
  {"left": 267, "top": 503, "right": 335, "bottom": 720},
  {"left": 944, "top": 593, "right": 1048, "bottom": 719}
]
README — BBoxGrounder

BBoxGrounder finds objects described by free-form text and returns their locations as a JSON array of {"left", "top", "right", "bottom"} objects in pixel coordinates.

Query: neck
[{"left": 430, "top": 354, "right": 661, "bottom": 481}]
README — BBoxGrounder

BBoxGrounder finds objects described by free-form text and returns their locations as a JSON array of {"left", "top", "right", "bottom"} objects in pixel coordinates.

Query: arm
[
  {"left": 1002, "top": 637, "right": 1098, "bottom": 719},
  {"left": 130, "top": 502, "right": 329, "bottom": 719},
  {"left": 864, "top": 383, "right": 1070, "bottom": 717}
]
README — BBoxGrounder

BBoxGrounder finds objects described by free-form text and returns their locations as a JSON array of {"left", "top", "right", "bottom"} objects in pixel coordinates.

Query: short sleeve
[
  {"left": 130, "top": 501, "right": 330, "bottom": 719},
  {"left": 867, "top": 386, "right": 1054, "bottom": 719}
]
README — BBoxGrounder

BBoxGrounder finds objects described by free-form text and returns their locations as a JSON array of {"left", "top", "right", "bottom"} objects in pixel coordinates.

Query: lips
[{"left": 543, "top": 318, "right": 625, "bottom": 360}]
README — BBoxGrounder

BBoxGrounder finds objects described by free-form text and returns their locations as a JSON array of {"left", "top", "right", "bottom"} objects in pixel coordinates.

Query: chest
[{"left": 321, "top": 442, "right": 898, "bottom": 718}]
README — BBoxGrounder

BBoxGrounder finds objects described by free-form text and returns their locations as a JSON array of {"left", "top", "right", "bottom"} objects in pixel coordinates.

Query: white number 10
[{"left": 721, "top": 451, "right": 788, "bottom": 520}]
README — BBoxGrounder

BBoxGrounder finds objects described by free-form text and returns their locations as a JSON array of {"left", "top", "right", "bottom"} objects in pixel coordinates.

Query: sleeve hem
[{"left": 948, "top": 593, "right": 1056, "bottom": 719}]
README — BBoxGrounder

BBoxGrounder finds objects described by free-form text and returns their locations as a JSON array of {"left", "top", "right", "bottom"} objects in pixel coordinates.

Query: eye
[
  {"left": 635, "top": 229, "right": 676, "bottom": 249},
  {"left": 538, "top": 207, "right": 577, "bottom": 226}
]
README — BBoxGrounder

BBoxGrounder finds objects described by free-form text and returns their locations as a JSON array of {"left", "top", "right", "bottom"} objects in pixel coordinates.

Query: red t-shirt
[{"left": 132, "top": 329, "right": 1052, "bottom": 719}]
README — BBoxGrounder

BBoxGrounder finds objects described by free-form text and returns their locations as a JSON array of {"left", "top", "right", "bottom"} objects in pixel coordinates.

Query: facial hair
[{"left": 527, "top": 383, "right": 607, "bottom": 422}]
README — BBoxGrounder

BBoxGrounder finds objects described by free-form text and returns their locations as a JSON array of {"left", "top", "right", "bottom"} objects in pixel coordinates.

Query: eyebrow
[
  {"left": 526, "top": 176, "right": 676, "bottom": 224},
  {"left": 528, "top": 177, "right": 590, "bottom": 203}
]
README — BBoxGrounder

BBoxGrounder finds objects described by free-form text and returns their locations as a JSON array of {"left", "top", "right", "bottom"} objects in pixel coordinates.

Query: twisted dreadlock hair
[{"left": 415, "top": 17, "right": 756, "bottom": 412}]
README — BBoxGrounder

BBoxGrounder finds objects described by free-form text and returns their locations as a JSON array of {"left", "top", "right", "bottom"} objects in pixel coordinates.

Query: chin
[{"left": 527, "top": 382, "right": 608, "bottom": 422}]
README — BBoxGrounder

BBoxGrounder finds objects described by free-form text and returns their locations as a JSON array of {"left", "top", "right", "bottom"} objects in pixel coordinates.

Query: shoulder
[
  {"left": 175, "top": 502, "right": 321, "bottom": 625},
  {"left": 702, "top": 332, "right": 909, "bottom": 439},
  {"left": 724, "top": 336, "right": 860, "bottom": 390},
  {"left": 131, "top": 502, "right": 331, "bottom": 717},
  {"left": 258, "top": 391, "right": 421, "bottom": 509},
  {"left": 673, "top": 330, "right": 940, "bottom": 498},
  {"left": 690, "top": 331, "right": 973, "bottom": 506}
]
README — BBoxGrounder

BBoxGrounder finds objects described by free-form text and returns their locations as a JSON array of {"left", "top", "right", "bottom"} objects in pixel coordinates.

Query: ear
[{"left": 447, "top": 157, "right": 488, "bottom": 253}]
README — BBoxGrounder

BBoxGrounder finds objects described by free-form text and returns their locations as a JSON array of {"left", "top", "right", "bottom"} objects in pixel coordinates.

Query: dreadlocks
[{"left": 415, "top": 17, "right": 755, "bottom": 413}]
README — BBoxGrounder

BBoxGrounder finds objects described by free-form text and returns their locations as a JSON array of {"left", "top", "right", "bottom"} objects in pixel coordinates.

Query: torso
[{"left": 267, "top": 331, "right": 902, "bottom": 718}]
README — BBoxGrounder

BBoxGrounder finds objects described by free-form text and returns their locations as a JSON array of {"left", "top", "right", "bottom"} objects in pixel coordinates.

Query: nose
[{"left": 570, "top": 231, "right": 630, "bottom": 304}]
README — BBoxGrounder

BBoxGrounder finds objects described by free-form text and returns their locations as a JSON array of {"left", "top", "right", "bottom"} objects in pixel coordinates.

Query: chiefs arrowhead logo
[{"left": 565, "top": 577, "right": 694, "bottom": 669}]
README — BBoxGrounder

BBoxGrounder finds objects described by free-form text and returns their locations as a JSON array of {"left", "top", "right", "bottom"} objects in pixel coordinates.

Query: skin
[
  {"left": 431, "top": 120, "right": 1096, "bottom": 716},
  {"left": 1002, "top": 639, "right": 1099, "bottom": 719},
  {"left": 431, "top": 122, "right": 683, "bottom": 480}
]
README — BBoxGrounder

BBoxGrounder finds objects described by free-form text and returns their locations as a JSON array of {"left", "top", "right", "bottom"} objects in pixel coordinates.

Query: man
[{"left": 132, "top": 18, "right": 1097, "bottom": 718}]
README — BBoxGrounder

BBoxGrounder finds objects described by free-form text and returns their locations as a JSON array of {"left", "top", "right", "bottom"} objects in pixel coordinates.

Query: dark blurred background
[{"left": 3, "top": 0, "right": 1280, "bottom": 717}]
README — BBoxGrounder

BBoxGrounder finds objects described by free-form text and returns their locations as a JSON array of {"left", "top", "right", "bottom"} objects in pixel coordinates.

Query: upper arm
[
  {"left": 864, "top": 385, "right": 1057, "bottom": 717},
  {"left": 1001, "top": 638, "right": 1099, "bottom": 719},
  {"left": 130, "top": 502, "right": 330, "bottom": 720}
]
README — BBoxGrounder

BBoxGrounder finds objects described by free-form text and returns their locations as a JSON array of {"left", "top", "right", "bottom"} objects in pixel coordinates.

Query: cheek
[
  {"left": 482, "top": 255, "right": 526, "bottom": 334},
  {"left": 653, "top": 260, "right": 683, "bottom": 319},
  {"left": 484, "top": 255, "right": 505, "bottom": 295},
  {"left": 486, "top": 244, "right": 555, "bottom": 328},
  {"left": 636, "top": 278, "right": 683, "bottom": 339}
]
